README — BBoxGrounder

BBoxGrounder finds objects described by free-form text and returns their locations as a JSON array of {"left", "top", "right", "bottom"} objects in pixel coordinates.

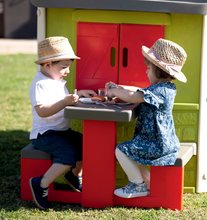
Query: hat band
[
  {"left": 148, "top": 50, "right": 183, "bottom": 76},
  {"left": 159, "top": 60, "right": 182, "bottom": 77},
  {"left": 38, "top": 52, "right": 73, "bottom": 61}
]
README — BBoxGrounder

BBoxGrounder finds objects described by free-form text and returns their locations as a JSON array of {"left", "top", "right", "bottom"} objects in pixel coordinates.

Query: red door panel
[
  {"left": 119, "top": 24, "right": 164, "bottom": 88},
  {"left": 76, "top": 22, "right": 119, "bottom": 91}
]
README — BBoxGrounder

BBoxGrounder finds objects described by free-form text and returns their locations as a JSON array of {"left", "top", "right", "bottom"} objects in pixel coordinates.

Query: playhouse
[{"left": 30, "top": 0, "right": 207, "bottom": 194}]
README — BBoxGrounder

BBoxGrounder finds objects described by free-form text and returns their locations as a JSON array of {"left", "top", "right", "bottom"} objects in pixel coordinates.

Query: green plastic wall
[{"left": 46, "top": 8, "right": 202, "bottom": 192}]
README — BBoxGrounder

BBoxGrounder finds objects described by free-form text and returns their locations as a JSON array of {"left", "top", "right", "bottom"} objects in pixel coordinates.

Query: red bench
[{"left": 20, "top": 142, "right": 196, "bottom": 210}]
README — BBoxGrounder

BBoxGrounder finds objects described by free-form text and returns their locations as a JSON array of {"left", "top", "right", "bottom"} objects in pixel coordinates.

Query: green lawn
[{"left": 0, "top": 54, "right": 207, "bottom": 219}]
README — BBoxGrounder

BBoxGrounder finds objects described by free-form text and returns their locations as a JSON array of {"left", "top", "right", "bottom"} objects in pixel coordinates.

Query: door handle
[
  {"left": 110, "top": 47, "right": 116, "bottom": 67},
  {"left": 122, "top": 48, "right": 128, "bottom": 67}
]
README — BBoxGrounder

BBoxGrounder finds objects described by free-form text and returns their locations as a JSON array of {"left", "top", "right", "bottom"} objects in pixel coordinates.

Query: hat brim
[
  {"left": 142, "top": 46, "right": 187, "bottom": 83},
  {"left": 35, "top": 55, "right": 80, "bottom": 64}
]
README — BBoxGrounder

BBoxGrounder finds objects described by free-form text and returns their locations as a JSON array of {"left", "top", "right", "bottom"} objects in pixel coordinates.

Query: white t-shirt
[{"left": 29, "top": 71, "right": 70, "bottom": 139}]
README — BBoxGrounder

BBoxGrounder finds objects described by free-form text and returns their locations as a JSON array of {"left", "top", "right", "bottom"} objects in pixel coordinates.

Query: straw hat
[
  {"left": 35, "top": 36, "right": 80, "bottom": 64},
  {"left": 142, "top": 38, "right": 187, "bottom": 83}
]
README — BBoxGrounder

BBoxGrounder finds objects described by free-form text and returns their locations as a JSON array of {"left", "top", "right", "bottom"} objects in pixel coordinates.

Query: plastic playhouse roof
[{"left": 30, "top": 0, "right": 207, "bottom": 15}]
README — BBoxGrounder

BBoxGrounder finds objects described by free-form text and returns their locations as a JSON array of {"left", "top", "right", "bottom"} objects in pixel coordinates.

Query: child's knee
[
  {"left": 115, "top": 147, "right": 120, "bottom": 159},
  {"left": 115, "top": 148, "right": 126, "bottom": 161}
]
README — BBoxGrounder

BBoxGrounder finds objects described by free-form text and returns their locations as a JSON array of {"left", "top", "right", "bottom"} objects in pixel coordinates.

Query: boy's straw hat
[
  {"left": 142, "top": 38, "right": 187, "bottom": 83},
  {"left": 35, "top": 36, "right": 80, "bottom": 64}
]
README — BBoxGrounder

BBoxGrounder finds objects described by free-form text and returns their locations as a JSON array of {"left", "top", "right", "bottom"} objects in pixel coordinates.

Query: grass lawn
[{"left": 0, "top": 54, "right": 207, "bottom": 219}]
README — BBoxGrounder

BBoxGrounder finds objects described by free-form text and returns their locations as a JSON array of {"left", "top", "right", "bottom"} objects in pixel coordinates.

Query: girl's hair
[{"left": 144, "top": 58, "right": 175, "bottom": 80}]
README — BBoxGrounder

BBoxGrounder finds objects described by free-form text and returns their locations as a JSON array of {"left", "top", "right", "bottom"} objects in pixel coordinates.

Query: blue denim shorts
[{"left": 31, "top": 129, "right": 82, "bottom": 166}]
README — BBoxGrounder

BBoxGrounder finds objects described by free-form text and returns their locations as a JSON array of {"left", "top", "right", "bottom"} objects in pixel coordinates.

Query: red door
[
  {"left": 76, "top": 22, "right": 119, "bottom": 90},
  {"left": 119, "top": 24, "right": 164, "bottom": 88},
  {"left": 76, "top": 22, "right": 164, "bottom": 90}
]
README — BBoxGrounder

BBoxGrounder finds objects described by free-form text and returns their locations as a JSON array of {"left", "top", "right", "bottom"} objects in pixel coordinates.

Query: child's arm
[
  {"left": 118, "top": 85, "right": 140, "bottom": 92},
  {"left": 106, "top": 87, "right": 144, "bottom": 104},
  {"left": 105, "top": 82, "right": 139, "bottom": 92},
  {"left": 35, "top": 94, "right": 79, "bottom": 117}
]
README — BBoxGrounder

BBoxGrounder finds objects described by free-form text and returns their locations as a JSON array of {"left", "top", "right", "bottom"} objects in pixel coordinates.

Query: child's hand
[
  {"left": 105, "top": 88, "right": 116, "bottom": 99},
  {"left": 105, "top": 82, "right": 118, "bottom": 98},
  {"left": 78, "top": 90, "right": 97, "bottom": 97},
  {"left": 64, "top": 94, "right": 79, "bottom": 106},
  {"left": 105, "top": 81, "right": 118, "bottom": 90}
]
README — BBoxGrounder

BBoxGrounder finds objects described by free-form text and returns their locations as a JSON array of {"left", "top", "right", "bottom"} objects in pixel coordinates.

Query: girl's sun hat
[
  {"left": 142, "top": 38, "right": 187, "bottom": 83},
  {"left": 35, "top": 36, "right": 80, "bottom": 64}
]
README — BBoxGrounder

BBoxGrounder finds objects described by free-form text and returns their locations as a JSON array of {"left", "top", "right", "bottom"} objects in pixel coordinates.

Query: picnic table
[{"left": 64, "top": 101, "right": 138, "bottom": 207}]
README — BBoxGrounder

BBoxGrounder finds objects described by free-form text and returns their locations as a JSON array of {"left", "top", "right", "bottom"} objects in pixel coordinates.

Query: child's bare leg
[
  {"left": 115, "top": 148, "right": 143, "bottom": 184},
  {"left": 41, "top": 163, "right": 71, "bottom": 188},
  {"left": 72, "top": 161, "right": 82, "bottom": 176},
  {"left": 139, "top": 165, "right": 150, "bottom": 190}
]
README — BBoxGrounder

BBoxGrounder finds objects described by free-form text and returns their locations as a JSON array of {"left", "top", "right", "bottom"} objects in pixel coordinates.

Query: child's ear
[{"left": 43, "top": 62, "right": 51, "bottom": 68}]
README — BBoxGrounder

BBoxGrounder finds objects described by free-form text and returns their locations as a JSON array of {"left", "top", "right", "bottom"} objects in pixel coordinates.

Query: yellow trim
[
  {"left": 72, "top": 10, "right": 171, "bottom": 25},
  {"left": 173, "top": 103, "right": 199, "bottom": 111}
]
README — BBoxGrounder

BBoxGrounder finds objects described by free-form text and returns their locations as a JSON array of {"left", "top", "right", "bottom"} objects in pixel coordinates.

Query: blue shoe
[
  {"left": 114, "top": 181, "right": 149, "bottom": 198},
  {"left": 29, "top": 177, "right": 49, "bottom": 210},
  {"left": 64, "top": 170, "right": 82, "bottom": 192}
]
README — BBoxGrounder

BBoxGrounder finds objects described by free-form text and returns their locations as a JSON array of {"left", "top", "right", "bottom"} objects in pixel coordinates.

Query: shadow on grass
[
  {"left": 0, "top": 130, "right": 91, "bottom": 211},
  {"left": 0, "top": 130, "right": 30, "bottom": 210}
]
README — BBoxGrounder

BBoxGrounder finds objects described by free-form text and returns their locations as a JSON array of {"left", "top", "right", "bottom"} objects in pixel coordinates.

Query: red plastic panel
[
  {"left": 76, "top": 22, "right": 164, "bottom": 90},
  {"left": 114, "top": 166, "right": 184, "bottom": 210},
  {"left": 21, "top": 158, "right": 81, "bottom": 203},
  {"left": 82, "top": 120, "right": 116, "bottom": 208},
  {"left": 119, "top": 24, "right": 164, "bottom": 88},
  {"left": 21, "top": 158, "right": 52, "bottom": 200},
  {"left": 76, "top": 22, "right": 119, "bottom": 90}
]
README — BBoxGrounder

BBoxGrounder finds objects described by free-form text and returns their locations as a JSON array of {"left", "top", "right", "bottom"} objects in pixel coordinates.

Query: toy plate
[{"left": 79, "top": 98, "right": 95, "bottom": 104}]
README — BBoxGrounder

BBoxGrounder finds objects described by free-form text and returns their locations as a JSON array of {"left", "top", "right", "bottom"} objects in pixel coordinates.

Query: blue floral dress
[{"left": 117, "top": 82, "right": 180, "bottom": 166}]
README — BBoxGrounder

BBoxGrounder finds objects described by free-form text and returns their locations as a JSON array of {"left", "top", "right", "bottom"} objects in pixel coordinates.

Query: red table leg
[{"left": 81, "top": 120, "right": 116, "bottom": 208}]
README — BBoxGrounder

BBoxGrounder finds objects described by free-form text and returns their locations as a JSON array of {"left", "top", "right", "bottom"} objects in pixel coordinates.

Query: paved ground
[{"left": 0, "top": 39, "right": 37, "bottom": 54}]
